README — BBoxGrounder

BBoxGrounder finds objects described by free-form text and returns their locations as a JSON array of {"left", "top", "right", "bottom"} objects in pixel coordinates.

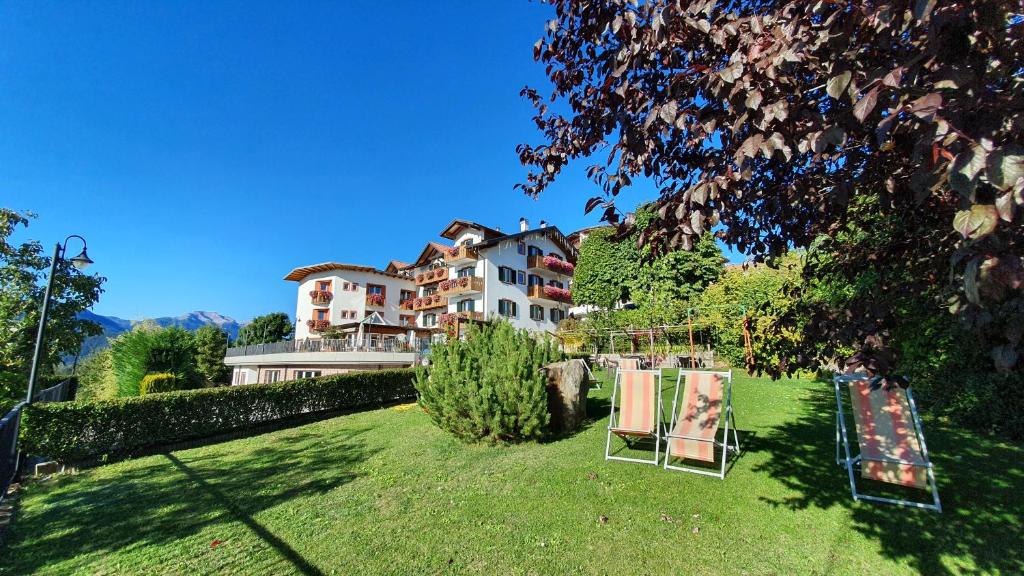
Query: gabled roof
[
  {"left": 475, "top": 226, "right": 579, "bottom": 263},
  {"left": 411, "top": 241, "right": 450, "bottom": 268},
  {"left": 384, "top": 260, "right": 412, "bottom": 273},
  {"left": 438, "top": 219, "right": 504, "bottom": 241},
  {"left": 283, "top": 262, "right": 411, "bottom": 282}
]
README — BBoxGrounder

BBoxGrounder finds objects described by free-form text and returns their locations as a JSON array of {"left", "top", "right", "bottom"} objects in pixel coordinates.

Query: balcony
[
  {"left": 365, "top": 294, "right": 386, "bottom": 308},
  {"left": 437, "top": 276, "right": 483, "bottom": 297},
  {"left": 415, "top": 268, "right": 448, "bottom": 285},
  {"left": 527, "top": 255, "right": 575, "bottom": 276},
  {"left": 305, "top": 319, "right": 331, "bottom": 332},
  {"left": 399, "top": 299, "right": 415, "bottom": 311},
  {"left": 444, "top": 245, "right": 478, "bottom": 266},
  {"left": 412, "top": 294, "right": 448, "bottom": 311},
  {"left": 309, "top": 290, "right": 333, "bottom": 305},
  {"left": 439, "top": 311, "right": 484, "bottom": 324},
  {"left": 527, "top": 284, "right": 572, "bottom": 304}
]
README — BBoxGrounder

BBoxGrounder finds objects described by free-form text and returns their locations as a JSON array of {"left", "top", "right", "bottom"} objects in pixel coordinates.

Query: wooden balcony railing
[
  {"left": 437, "top": 276, "right": 483, "bottom": 297},
  {"left": 365, "top": 294, "right": 386, "bottom": 308},
  {"left": 309, "top": 290, "right": 333, "bottom": 305},
  {"left": 527, "top": 254, "right": 575, "bottom": 275},
  {"left": 444, "top": 245, "right": 478, "bottom": 264},
  {"left": 527, "top": 284, "right": 573, "bottom": 304},
  {"left": 412, "top": 294, "right": 448, "bottom": 311},
  {"left": 415, "top": 268, "right": 448, "bottom": 285},
  {"left": 399, "top": 299, "right": 415, "bottom": 311}
]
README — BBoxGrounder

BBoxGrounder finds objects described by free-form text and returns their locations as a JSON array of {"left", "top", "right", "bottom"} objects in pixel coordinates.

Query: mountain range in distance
[{"left": 74, "top": 310, "right": 244, "bottom": 359}]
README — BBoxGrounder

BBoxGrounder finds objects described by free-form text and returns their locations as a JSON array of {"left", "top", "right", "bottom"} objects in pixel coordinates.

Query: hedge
[{"left": 20, "top": 368, "right": 417, "bottom": 463}]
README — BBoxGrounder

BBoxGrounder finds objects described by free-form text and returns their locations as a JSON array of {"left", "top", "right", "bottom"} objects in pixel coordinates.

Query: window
[
  {"left": 528, "top": 274, "right": 543, "bottom": 286},
  {"left": 400, "top": 290, "right": 414, "bottom": 302},
  {"left": 367, "top": 284, "right": 385, "bottom": 296},
  {"left": 528, "top": 245, "right": 543, "bottom": 256},
  {"left": 263, "top": 370, "right": 281, "bottom": 384},
  {"left": 423, "top": 313, "right": 437, "bottom": 327},
  {"left": 550, "top": 308, "right": 565, "bottom": 323},
  {"left": 498, "top": 266, "right": 516, "bottom": 284},
  {"left": 457, "top": 266, "right": 475, "bottom": 277},
  {"left": 517, "top": 241, "right": 526, "bottom": 255},
  {"left": 517, "top": 270, "right": 526, "bottom": 285},
  {"left": 342, "top": 282, "right": 351, "bottom": 291},
  {"left": 530, "top": 305, "right": 544, "bottom": 321},
  {"left": 548, "top": 279, "right": 564, "bottom": 289},
  {"left": 457, "top": 299, "right": 475, "bottom": 312},
  {"left": 315, "top": 308, "right": 329, "bottom": 321},
  {"left": 400, "top": 315, "right": 414, "bottom": 326},
  {"left": 423, "top": 287, "right": 436, "bottom": 296},
  {"left": 295, "top": 370, "right": 322, "bottom": 379},
  {"left": 352, "top": 282, "right": 359, "bottom": 291},
  {"left": 316, "top": 280, "right": 331, "bottom": 292},
  {"left": 498, "top": 299, "right": 518, "bottom": 318}
]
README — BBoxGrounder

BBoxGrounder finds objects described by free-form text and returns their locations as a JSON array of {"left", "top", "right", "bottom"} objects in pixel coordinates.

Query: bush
[
  {"left": 20, "top": 368, "right": 417, "bottom": 463},
  {"left": 416, "top": 321, "right": 560, "bottom": 443},
  {"left": 139, "top": 373, "right": 178, "bottom": 395}
]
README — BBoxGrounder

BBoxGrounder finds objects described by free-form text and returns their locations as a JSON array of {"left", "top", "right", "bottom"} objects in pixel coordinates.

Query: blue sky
[{"left": 1, "top": 1, "right": 731, "bottom": 323}]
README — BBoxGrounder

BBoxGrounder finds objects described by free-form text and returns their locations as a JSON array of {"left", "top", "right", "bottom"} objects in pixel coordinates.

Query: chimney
[
  {"left": 519, "top": 217, "right": 528, "bottom": 232},
  {"left": 540, "top": 220, "right": 547, "bottom": 229}
]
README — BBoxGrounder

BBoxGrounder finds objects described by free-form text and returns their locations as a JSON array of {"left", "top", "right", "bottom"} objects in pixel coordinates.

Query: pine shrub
[
  {"left": 416, "top": 321, "right": 561, "bottom": 443},
  {"left": 139, "top": 373, "right": 179, "bottom": 395}
]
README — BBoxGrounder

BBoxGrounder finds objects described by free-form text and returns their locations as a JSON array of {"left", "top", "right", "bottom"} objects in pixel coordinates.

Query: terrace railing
[{"left": 226, "top": 337, "right": 430, "bottom": 357}]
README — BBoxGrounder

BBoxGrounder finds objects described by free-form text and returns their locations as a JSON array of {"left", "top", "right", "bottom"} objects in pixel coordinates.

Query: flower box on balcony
[
  {"left": 415, "top": 268, "right": 448, "bottom": 285},
  {"left": 542, "top": 255, "right": 575, "bottom": 275},
  {"left": 306, "top": 319, "right": 331, "bottom": 332},
  {"left": 309, "top": 290, "right": 333, "bottom": 304},
  {"left": 528, "top": 284, "right": 572, "bottom": 303},
  {"left": 444, "top": 245, "right": 478, "bottom": 264},
  {"left": 413, "top": 294, "right": 448, "bottom": 311},
  {"left": 399, "top": 299, "right": 415, "bottom": 311},
  {"left": 365, "top": 294, "right": 386, "bottom": 307},
  {"left": 438, "top": 276, "right": 483, "bottom": 296}
]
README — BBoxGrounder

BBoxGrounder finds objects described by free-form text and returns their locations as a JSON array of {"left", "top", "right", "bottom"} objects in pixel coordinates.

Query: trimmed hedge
[
  {"left": 139, "top": 372, "right": 178, "bottom": 395},
  {"left": 21, "top": 368, "right": 416, "bottom": 463}
]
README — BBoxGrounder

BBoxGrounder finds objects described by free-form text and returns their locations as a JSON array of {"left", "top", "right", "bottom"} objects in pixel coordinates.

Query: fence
[
  {"left": 1, "top": 379, "right": 73, "bottom": 503},
  {"left": 226, "top": 336, "right": 431, "bottom": 358}
]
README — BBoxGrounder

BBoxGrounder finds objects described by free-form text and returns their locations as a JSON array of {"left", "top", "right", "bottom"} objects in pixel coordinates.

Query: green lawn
[{"left": 2, "top": 371, "right": 1022, "bottom": 575}]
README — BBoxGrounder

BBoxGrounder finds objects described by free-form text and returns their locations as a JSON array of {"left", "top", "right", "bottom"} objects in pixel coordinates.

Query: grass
[{"left": 1, "top": 370, "right": 1022, "bottom": 575}]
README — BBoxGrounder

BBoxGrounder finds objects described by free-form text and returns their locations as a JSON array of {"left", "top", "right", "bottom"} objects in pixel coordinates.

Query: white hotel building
[{"left": 225, "top": 218, "right": 577, "bottom": 384}]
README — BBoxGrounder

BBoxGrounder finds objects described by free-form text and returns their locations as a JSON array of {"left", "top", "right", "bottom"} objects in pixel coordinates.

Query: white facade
[
  {"left": 293, "top": 268, "right": 416, "bottom": 340},
  {"left": 412, "top": 224, "right": 573, "bottom": 334}
]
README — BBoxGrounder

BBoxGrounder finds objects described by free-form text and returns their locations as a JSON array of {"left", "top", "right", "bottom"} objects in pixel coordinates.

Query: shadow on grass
[
  {"left": 750, "top": 383, "right": 1024, "bottom": 575},
  {"left": 2, "top": 426, "right": 374, "bottom": 574}
]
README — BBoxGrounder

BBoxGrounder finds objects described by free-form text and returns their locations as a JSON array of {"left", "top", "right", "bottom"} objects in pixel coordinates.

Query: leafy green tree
[
  {"left": 416, "top": 321, "right": 560, "bottom": 443},
  {"left": 235, "top": 312, "right": 293, "bottom": 346},
  {"left": 631, "top": 232, "right": 724, "bottom": 310},
  {"left": 572, "top": 227, "right": 639, "bottom": 309},
  {"left": 75, "top": 347, "right": 116, "bottom": 401},
  {"left": 194, "top": 325, "right": 230, "bottom": 386},
  {"left": 519, "top": 1, "right": 1024, "bottom": 374},
  {"left": 0, "top": 208, "right": 104, "bottom": 403}
]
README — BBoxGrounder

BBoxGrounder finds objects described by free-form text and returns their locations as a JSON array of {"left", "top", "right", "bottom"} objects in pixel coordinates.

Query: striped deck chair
[
  {"left": 605, "top": 368, "right": 663, "bottom": 465},
  {"left": 834, "top": 375, "right": 941, "bottom": 512},
  {"left": 664, "top": 370, "right": 739, "bottom": 478},
  {"left": 618, "top": 358, "right": 641, "bottom": 370}
]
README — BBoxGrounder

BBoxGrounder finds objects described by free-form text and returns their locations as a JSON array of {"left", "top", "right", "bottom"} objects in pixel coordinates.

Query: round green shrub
[
  {"left": 415, "top": 321, "right": 562, "bottom": 443},
  {"left": 139, "top": 373, "right": 179, "bottom": 395}
]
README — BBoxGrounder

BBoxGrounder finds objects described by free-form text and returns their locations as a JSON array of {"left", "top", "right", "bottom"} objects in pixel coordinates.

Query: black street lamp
[{"left": 25, "top": 235, "right": 94, "bottom": 404}]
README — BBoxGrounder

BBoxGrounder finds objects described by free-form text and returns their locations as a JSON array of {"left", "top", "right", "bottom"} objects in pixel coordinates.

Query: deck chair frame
[
  {"left": 664, "top": 369, "right": 739, "bottom": 479},
  {"left": 605, "top": 368, "right": 663, "bottom": 465},
  {"left": 834, "top": 374, "right": 942, "bottom": 512}
]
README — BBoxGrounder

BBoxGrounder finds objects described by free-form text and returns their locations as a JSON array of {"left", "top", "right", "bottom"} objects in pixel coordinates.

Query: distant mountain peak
[{"left": 73, "top": 310, "right": 243, "bottom": 360}]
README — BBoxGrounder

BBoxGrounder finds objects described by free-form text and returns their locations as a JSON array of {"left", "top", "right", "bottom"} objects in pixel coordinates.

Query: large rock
[{"left": 544, "top": 360, "right": 589, "bottom": 434}]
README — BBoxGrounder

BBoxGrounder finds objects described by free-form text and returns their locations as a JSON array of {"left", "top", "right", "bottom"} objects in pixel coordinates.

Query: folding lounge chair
[
  {"left": 664, "top": 370, "right": 739, "bottom": 478},
  {"left": 834, "top": 375, "right": 942, "bottom": 512},
  {"left": 605, "top": 368, "right": 663, "bottom": 465},
  {"left": 618, "top": 358, "right": 640, "bottom": 370}
]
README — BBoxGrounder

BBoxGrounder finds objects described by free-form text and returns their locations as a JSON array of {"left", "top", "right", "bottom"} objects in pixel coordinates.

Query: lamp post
[{"left": 25, "top": 235, "right": 93, "bottom": 404}]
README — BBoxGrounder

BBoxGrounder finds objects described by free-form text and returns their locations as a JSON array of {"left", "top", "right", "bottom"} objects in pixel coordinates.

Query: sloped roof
[
  {"left": 475, "top": 226, "right": 579, "bottom": 263},
  {"left": 283, "top": 262, "right": 411, "bottom": 282},
  {"left": 384, "top": 260, "right": 412, "bottom": 273},
  {"left": 438, "top": 219, "right": 504, "bottom": 241},
  {"left": 411, "top": 242, "right": 451, "bottom": 267}
]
